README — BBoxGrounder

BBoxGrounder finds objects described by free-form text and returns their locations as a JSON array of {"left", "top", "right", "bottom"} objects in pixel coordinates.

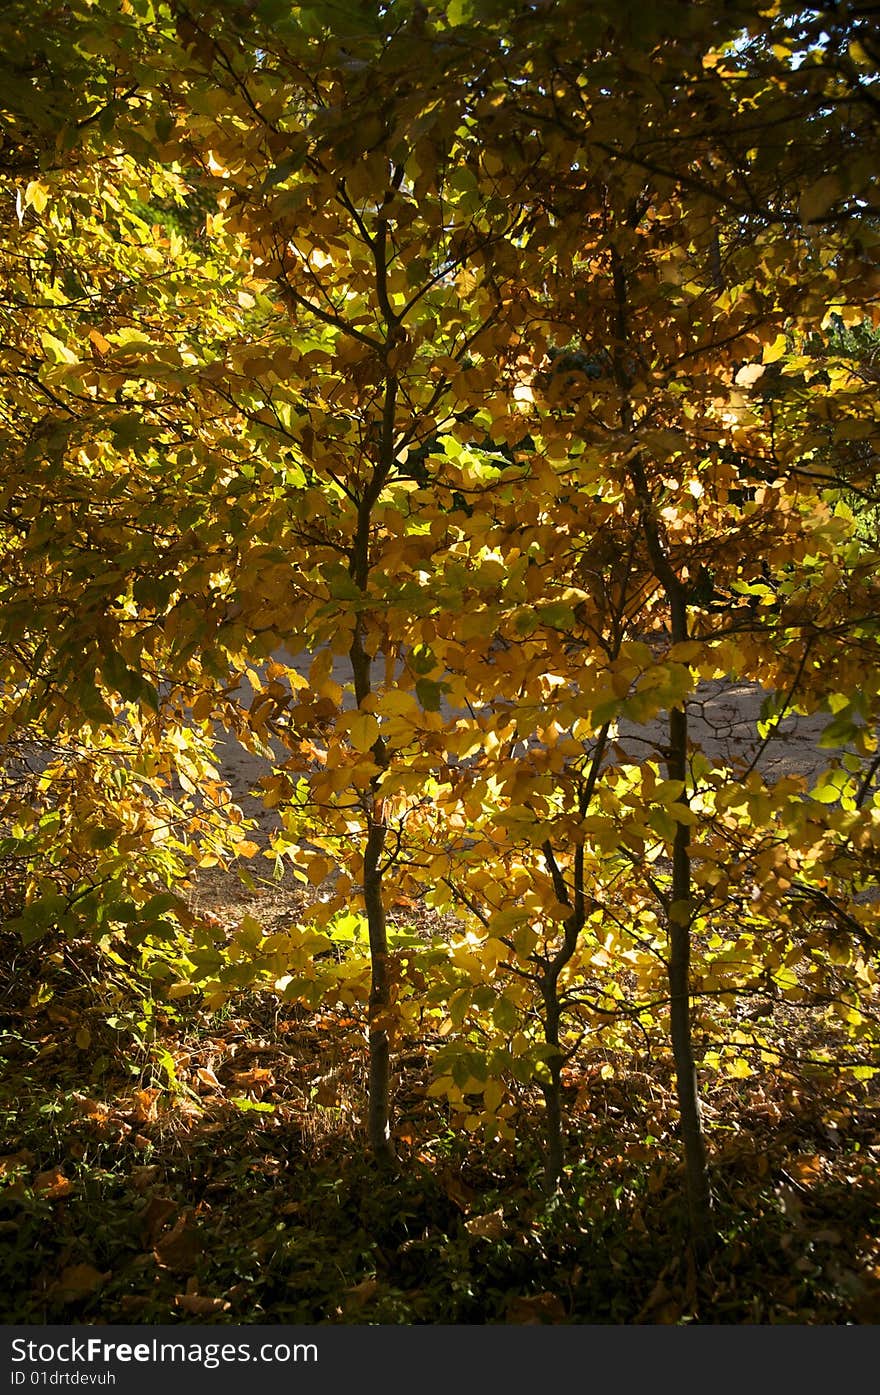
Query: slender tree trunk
[
  {"left": 350, "top": 419, "right": 395, "bottom": 1162},
  {"left": 349, "top": 612, "right": 394, "bottom": 1164},
  {"left": 665, "top": 614, "right": 713, "bottom": 1257},
  {"left": 612, "top": 245, "right": 713, "bottom": 1253},
  {"left": 631, "top": 480, "right": 714, "bottom": 1254},
  {"left": 345, "top": 204, "right": 403, "bottom": 1164},
  {"left": 540, "top": 988, "right": 564, "bottom": 1192},
  {"left": 363, "top": 801, "right": 393, "bottom": 1160}
]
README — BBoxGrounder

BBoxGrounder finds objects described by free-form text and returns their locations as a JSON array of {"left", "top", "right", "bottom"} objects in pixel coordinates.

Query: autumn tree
[
  {"left": 414, "top": 0, "right": 880, "bottom": 1245},
  {"left": 2, "top": 0, "right": 878, "bottom": 1262},
  {"left": 0, "top": 5, "right": 264, "bottom": 973}
]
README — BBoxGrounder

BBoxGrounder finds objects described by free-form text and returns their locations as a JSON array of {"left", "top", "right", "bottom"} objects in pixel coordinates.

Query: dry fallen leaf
[
  {"left": 342, "top": 1278, "right": 380, "bottom": 1310},
  {"left": 154, "top": 1212, "right": 203, "bottom": 1274},
  {"left": 464, "top": 1208, "right": 507, "bottom": 1241},
  {"left": 174, "top": 1100, "right": 204, "bottom": 1121},
  {"left": 49, "top": 1264, "right": 108, "bottom": 1304},
  {"left": 0, "top": 1150, "right": 35, "bottom": 1176},
  {"left": 72, "top": 1095, "right": 109, "bottom": 1120},
  {"left": 34, "top": 1168, "right": 73, "bottom": 1200},
  {"left": 312, "top": 1075, "right": 339, "bottom": 1106},
  {"left": 129, "top": 1089, "right": 161, "bottom": 1124},
  {"left": 140, "top": 1195, "right": 178, "bottom": 1246},
  {"left": 175, "top": 1293, "right": 230, "bottom": 1315},
  {"left": 195, "top": 1067, "right": 222, "bottom": 1091},
  {"left": 131, "top": 1165, "right": 160, "bottom": 1192},
  {"left": 506, "top": 1292, "right": 567, "bottom": 1324},
  {"left": 635, "top": 1275, "right": 682, "bottom": 1325},
  {"left": 440, "top": 1169, "right": 478, "bottom": 1214},
  {"left": 232, "top": 1067, "right": 274, "bottom": 1086},
  {"left": 118, "top": 1295, "right": 151, "bottom": 1315},
  {"left": 788, "top": 1154, "right": 823, "bottom": 1184},
  {"left": 231, "top": 1067, "right": 274, "bottom": 1100}
]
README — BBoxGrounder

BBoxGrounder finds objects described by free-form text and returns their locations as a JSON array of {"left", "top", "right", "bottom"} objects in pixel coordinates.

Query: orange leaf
[
  {"left": 34, "top": 1168, "right": 73, "bottom": 1199},
  {"left": 73, "top": 1095, "right": 109, "bottom": 1121},
  {"left": 130, "top": 1088, "right": 160, "bottom": 1123},
  {"left": 88, "top": 329, "right": 112, "bottom": 356},
  {"left": 789, "top": 1154, "right": 823, "bottom": 1184}
]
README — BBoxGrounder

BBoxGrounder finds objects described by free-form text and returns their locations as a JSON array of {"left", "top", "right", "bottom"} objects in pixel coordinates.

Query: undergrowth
[{"left": 1, "top": 931, "right": 878, "bottom": 1324}]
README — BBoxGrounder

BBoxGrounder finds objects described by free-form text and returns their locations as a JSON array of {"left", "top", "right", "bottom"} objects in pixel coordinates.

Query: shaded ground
[{"left": 2, "top": 933, "right": 879, "bottom": 1324}]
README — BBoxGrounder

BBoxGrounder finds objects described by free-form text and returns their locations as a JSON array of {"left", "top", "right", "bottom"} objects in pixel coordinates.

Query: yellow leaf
[
  {"left": 25, "top": 181, "right": 49, "bottom": 213},
  {"left": 483, "top": 1078, "right": 505, "bottom": 1113},
  {"left": 40, "top": 331, "right": 79, "bottom": 365},
  {"left": 426, "top": 1075, "right": 455, "bottom": 1095},
  {"left": 348, "top": 711, "right": 380, "bottom": 753},
  {"left": 306, "top": 856, "right": 331, "bottom": 886},
  {"left": 667, "top": 641, "right": 703, "bottom": 662},
  {"left": 762, "top": 333, "right": 787, "bottom": 364},
  {"left": 376, "top": 689, "right": 419, "bottom": 718},
  {"left": 725, "top": 1058, "right": 752, "bottom": 1079}
]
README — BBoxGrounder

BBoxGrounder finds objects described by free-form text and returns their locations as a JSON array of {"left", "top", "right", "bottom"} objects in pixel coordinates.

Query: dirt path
[
  {"left": 214, "top": 659, "right": 846, "bottom": 834},
  {"left": 195, "top": 662, "right": 854, "bottom": 929}
]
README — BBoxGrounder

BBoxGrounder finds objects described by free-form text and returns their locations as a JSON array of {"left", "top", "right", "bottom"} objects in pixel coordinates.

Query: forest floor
[
  {"left": 2, "top": 928, "right": 879, "bottom": 1325},
  {"left": 2, "top": 678, "right": 879, "bottom": 1324}
]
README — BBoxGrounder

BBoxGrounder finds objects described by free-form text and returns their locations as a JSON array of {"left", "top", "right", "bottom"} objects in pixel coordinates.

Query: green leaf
[
  {"left": 415, "top": 677, "right": 446, "bottom": 711},
  {"left": 110, "top": 414, "right": 147, "bottom": 449},
  {"left": 536, "top": 601, "right": 576, "bottom": 629},
  {"left": 409, "top": 646, "right": 436, "bottom": 676}
]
